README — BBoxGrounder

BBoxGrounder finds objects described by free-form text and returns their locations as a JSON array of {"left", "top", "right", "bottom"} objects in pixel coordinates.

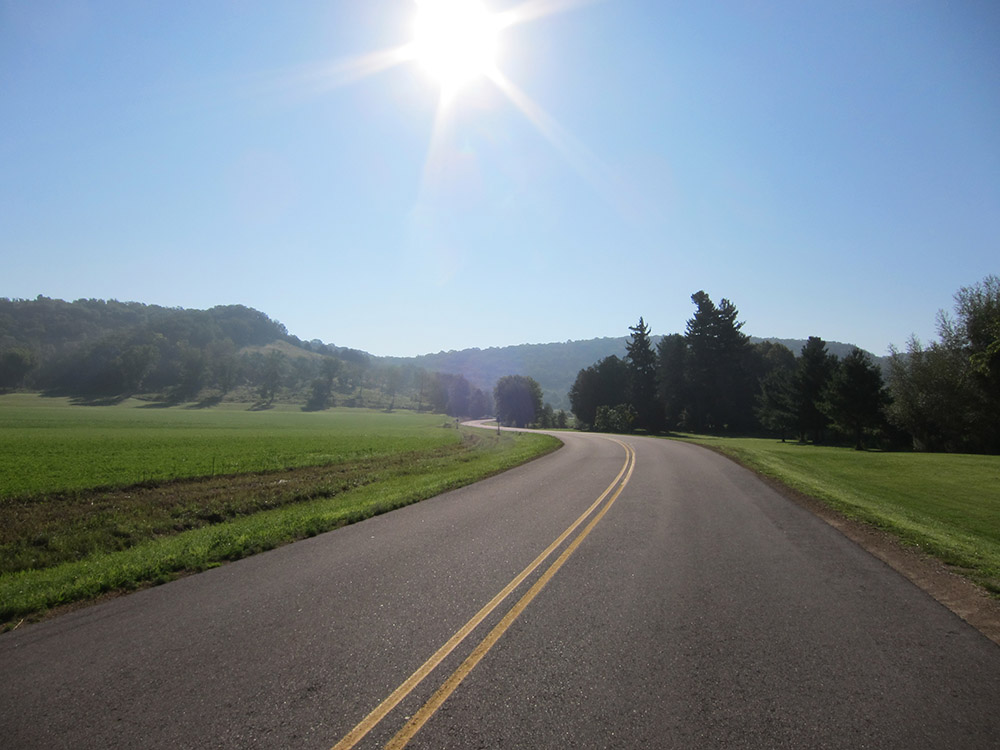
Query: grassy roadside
[
  {"left": 0, "top": 398, "right": 560, "bottom": 629},
  {"left": 672, "top": 435, "right": 1000, "bottom": 596}
]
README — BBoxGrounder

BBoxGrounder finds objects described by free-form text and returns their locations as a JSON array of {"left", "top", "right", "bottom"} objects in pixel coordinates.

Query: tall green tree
[
  {"left": 822, "top": 348, "right": 888, "bottom": 449},
  {"left": 887, "top": 276, "right": 1000, "bottom": 453},
  {"left": 494, "top": 375, "right": 543, "bottom": 428},
  {"left": 794, "top": 337, "right": 837, "bottom": 443},
  {"left": 754, "top": 342, "right": 797, "bottom": 440},
  {"left": 569, "top": 355, "right": 629, "bottom": 429},
  {"left": 655, "top": 333, "right": 687, "bottom": 430},
  {"left": 625, "top": 317, "right": 663, "bottom": 432},
  {"left": 683, "top": 291, "right": 755, "bottom": 432},
  {"left": 887, "top": 337, "right": 972, "bottom": 451},
  {"left": 684, "top": 291, "right": 718, "bottom": 431},
  {"left": 953, "top": 275, "right": 1000, "bottom": 392}
]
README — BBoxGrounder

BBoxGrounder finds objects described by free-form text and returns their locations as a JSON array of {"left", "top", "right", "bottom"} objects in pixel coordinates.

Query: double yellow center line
[{"left": 332, "top": 438, "right": 636, "bottom": 750}]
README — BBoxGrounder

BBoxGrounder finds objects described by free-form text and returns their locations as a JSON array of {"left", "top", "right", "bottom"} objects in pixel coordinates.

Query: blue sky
[{"left": 2, "top": 1, "right": 998, "bottom": 357}]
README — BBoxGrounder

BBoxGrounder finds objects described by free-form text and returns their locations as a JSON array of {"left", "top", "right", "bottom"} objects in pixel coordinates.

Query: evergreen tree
[
  {"left": 655, "top": 333, "right": 687, "bottom": 430},
  {"left": 753, "top": 342, "right": 797, "bottom": 440},
  {"left": 683, "top": 291, "right": 755, "bottom": 432},
  {"left": 715, "top": 298, "right": 758, "bottom": 431},
  {"left": 794, "top": 337, "right": 837, "bottom": 442},
  {"left": 684, "top": 291, "right": 718, "bottom": 431},
  {"left": 625, "top": 317, "right": 662, "bottom": 432},
  {"left": 822, "top": 348, "right": 888, "bottom": 449}
]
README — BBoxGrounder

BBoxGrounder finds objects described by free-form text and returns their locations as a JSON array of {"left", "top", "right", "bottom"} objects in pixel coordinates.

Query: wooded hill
[{"left": 0, "top": 297, "right": 491, "bottom": 415}]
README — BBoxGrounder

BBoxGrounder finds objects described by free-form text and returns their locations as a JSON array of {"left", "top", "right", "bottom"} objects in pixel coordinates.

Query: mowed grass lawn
[
  {"left": 0, "top": 394, "right": 559, "bottom": 627},
  {"left": 676, "top": 435, "right": 1000, "bottom": 595}
]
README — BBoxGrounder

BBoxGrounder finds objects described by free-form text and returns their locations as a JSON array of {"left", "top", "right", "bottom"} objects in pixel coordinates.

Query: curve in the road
[{"left": 334, "top": 437, "right": 635, "bottom": 750}]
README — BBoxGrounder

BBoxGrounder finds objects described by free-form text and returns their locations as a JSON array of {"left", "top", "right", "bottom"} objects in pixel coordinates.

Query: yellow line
[
  {"left": 330, "top": 439, "right": 634, "bottom": 750},
  {"left": 385, "top": 442, "right": 636, "bottom": 749}
]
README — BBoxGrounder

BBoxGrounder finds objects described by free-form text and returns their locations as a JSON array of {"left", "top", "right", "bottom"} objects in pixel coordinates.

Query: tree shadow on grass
[
  {"left": 69, "top": 395, "right": 130, "bottom": 407},
  {"left": 188, "top": 395, "right": 223, "bottom": 409}
]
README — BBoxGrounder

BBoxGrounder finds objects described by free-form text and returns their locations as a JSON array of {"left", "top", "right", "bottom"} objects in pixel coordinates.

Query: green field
[
  {"left": 675, "top": 435, "right": 1000, "bottom": 596},
  {"left": 0, "top": 393, "right": 468, "bottom": 498},
  {"left": 0, "top": 395, "right": 559, "bottom": 627}
]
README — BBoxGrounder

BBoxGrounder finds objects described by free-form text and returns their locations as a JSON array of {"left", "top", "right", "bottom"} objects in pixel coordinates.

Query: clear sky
[{"left": 2, "top": 1, "right": 998, "bottom": 357}]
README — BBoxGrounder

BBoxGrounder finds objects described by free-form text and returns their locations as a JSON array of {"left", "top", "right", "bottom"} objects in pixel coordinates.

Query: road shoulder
[{"left": 728, "top": 456, "right": 1000, "bottom": 647}]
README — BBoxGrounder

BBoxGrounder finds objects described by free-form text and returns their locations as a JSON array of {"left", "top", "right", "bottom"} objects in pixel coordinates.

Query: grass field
[
  {"left": 0, "top": 395, "right": 559, "bottom": 627},
  {"left": 0, "top": 393, "right": 466, "bottom": 498},
  {"left": 675, "top": 435, "right": 1000, "bottom": 596}
]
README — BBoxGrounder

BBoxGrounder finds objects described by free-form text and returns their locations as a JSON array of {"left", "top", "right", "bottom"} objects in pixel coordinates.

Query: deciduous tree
[
  {"left": 494, "top": 374, "right": 543, "bottom": 428},
  {"left": 569, "top": 355, "right": 629, "bottom": 429}
]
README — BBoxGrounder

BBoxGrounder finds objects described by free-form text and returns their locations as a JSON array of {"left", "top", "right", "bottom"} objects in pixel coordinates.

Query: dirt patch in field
[{"left": 0, "top": 445, "right": 465, "bottom": 575}]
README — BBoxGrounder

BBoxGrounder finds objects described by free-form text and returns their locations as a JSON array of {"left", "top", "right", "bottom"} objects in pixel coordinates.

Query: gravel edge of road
[{"left": 707, "top": 447, "right": 1000, "bottom": 647}]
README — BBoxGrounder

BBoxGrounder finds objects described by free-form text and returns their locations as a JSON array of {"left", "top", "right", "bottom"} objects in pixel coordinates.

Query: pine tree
[
  {"left": 822, "top": 348, "right": 888, "bottom": 449},
  {"left": 655, "top": 333, "right": 687, "bottom": 430},
  {"left": 683, "top": 292, "right": 754, "bottom": 432},
  {"left": 794, "top": 337, "right": 836, "bottom": 443},
  {"left": 625, "top": 317, "right": 662, "bottom": 432}
]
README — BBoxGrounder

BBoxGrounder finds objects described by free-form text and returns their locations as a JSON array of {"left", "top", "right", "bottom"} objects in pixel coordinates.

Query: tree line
[{"left": 569, "top": 277, "right": 1000, "bottom": 453}]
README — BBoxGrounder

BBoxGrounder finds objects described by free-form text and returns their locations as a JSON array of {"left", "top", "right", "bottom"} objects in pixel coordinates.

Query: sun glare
[{"left": 412, "top": 0, "right": 499, "bottom": 92}]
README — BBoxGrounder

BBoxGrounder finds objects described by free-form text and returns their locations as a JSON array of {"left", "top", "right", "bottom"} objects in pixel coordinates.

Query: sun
[{"left": 411, "top": 0, "right": 500, "bottom": 93}]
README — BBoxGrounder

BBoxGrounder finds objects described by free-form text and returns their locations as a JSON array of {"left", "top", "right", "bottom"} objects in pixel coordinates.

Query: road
[{"left": 2, "top": 430, "right": 999, "bottom": 749}]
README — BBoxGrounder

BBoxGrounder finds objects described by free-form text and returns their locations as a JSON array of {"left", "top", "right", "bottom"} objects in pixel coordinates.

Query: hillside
[{"left": 0, "top": 297, "right": 366, "bottom": 402}]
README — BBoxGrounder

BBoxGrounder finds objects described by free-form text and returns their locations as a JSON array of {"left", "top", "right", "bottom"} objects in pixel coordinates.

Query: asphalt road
[{"left": 2, "top": 431, "right": 999, "bottom": 749}]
